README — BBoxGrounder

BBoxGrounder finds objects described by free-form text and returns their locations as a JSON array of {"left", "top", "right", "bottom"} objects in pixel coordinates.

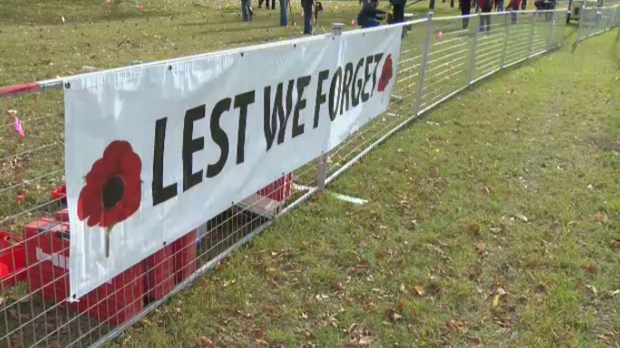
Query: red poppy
[
  {"left": 377, "top": 54, "right": 394, "bottom": 93},
  {"left": 77, "top": 140, "right": 142, "bottom": 228}
]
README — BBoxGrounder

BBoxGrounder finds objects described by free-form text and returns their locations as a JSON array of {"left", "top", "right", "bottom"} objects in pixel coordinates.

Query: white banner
[{"left": 65, "top": 26, "right": 402, "bottom": 298}]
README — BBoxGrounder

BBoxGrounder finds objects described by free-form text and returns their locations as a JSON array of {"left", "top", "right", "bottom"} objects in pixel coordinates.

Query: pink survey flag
[{"left": 14, "top": 116, "right": 25, "bottom": 137}]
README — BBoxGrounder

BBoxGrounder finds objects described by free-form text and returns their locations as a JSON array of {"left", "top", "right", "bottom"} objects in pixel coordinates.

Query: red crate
[
  {"left": 257, "top": 173, "right": 292, "bottom": 202},
  {"left": 51, "top": 184, "right": 67, "bottom": 204},
  {"left": 173, "top": 231, "right": 197, "bottom": 284},
  {"left": 24, "top": 219, "right": 144, "bottom": 325},
  {"left": 0, "top": 232, "right": 27, "bottom": 288},
  {"left": 55, "top": 208, "right": 69, "bottom": 223},
  {"left": 144, "top": 244, "right": 175, "bottom": 301},
  {"left": 76, "top": 262, "right": 144, "bottom": 326}
]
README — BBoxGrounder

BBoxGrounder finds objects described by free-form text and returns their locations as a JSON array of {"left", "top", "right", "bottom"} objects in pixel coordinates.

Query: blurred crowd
[{"left": 238, "top": 0, "right": 557, "bottom": 34}]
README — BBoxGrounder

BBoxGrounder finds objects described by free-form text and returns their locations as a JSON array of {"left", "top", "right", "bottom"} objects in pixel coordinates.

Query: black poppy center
[{"left": 102, "top": 176, "right": 125, "bottom": 210}]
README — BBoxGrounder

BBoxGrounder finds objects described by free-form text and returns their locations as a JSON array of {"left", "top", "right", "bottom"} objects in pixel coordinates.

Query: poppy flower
[
  {"left": 77, "top": 140, "right": 142, "bottom": 229},
  {"left": 377, "top": 54, "right": 394, "bottom": 93}
]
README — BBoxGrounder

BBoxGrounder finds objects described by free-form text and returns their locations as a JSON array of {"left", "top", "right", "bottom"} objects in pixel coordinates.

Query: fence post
[
  {"left": 413, "top": 11, "right": 433, "bottom": 117},
  {"left": 546, "top": 11, "right": 556, "bottom": 50},
  {"left": 467, "top": 13, "right": 480, "bottom": 84},
  {"left": 500, "top": 13, "right": 511, "bottom": 69},
  {"left": 527, "top": 11, "right": 538, "bottom": 58},
  {"left": 576, "top": 3, "right": 585, "bottom": 43},
  {"left": 317, "top": 22, "right": 344, "bottom": 191}
]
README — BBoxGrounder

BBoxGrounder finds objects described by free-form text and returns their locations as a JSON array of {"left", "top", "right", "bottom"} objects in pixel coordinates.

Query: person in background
[
  {"left": 459, "top": 0, "right": 472, "bottom": 29},
  {"left": 241, "top": 0, "right": 254, "bottom": 21},
  {"left": 259, "top": 0, "right": 276, "bottom": 10},
  {"left": 521, "top": 0, "right": 527, "bottom": 9},
  {"left": 279, "top": 0, "right": 290, "bottom": 26},
  {"left": 357, "top": 0, "right": 386, "bottom": 28},
  {"left": 495, "top": 0, "right": 504, "bottom": 11},
  {"left": 479, "top": 0, "right": 492, "bottom": 32},
  {"left": 301, "top": 0, "right": 313, "bottom": 34},
  {"left": 390, "top": 0, "right": 407, "bottom": 24},
  {"left": 506, "top": 0, "right": 520, "bottom": 24}
]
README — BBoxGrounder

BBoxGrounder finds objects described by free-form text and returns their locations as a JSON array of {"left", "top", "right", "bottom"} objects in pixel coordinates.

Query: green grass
[
  {"left": 109, "top": 23, "right": 620, "bottom": 348},
  {"left": 1, "top": 0, "right": 619, "bottom": 347}
]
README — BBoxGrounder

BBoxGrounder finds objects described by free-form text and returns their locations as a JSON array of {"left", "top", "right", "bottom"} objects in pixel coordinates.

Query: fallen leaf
[
  {"left": 265, "top": 267, "right": 277, "bottom": 278},
  {"left": 332, "top": 282, "right": 345, "bottom": 292},
  {"left": 595, "top": 211, "right": 605, "bottom": 222},
  {"left": 492, "top": 295, "right": 500, "bottom": 308},
  {"left": 391, "top": 313, "right": 404, "bottom": 322},
  {"left": 586, "top": 284, "right": 598, "bottom": 296},
  {"left": 610, "top": 289, "right": 620, "bottom": 296},
  {"left": 476, "top": 241, "right": 487, "bottom": 252},
  {"left": 495, "top": 287, "right": 508, "bottom": 297},
  {"left": 413, "top": 285, "right": 425, "bottom": 296},
  {"left": 195, "top": 336, "right": 214, "bottom": 348},
  {"left": 467, "top": 336, "right": 482, "bottom": 344},
  {"left": 514, "top": 214, "right": 528, "bottom": 222},
  {"left": 467, "top": 224, "right": 481, "bottom": 233},
  {"left": 358, "top": 335, "right": 373, "bottom": 345},
  {"left": 489, "top": 226, "right": 502, "bottom": 234}
]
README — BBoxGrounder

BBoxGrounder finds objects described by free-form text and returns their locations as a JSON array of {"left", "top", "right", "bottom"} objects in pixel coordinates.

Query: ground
[
  {"left": 105, "top": 30, "right": 620, "bottom": 347},
  {"left": 1, "top": 0, "right": 619, "bottom": 347}
]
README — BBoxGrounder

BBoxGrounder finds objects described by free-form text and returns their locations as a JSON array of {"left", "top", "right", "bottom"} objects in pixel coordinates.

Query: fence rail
[{"left": 0, "top": 6, "right": 613, "bottom": 347}]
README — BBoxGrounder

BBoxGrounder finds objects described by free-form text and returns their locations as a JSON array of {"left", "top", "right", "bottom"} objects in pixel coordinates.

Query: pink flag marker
[
  {"left": 437, "top": 31, "right": 444, "bottom": 39},
  {"left": 14, "top": 116, "right": 25, "bottom": 137}
]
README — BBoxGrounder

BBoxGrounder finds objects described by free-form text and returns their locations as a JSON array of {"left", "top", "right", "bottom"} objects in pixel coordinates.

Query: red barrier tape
[{"left": 0, "top": 82, "right": 41, "bottom": 97}]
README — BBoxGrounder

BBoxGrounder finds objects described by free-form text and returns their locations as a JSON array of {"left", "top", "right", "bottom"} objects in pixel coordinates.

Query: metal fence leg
[
  {"left": 501, "top": 13, "right": 511, "bottom": 69},
  {"left": 527, "top": 11, "right": 538, "bottom": 58},
  {"left": 467, "top": 14, "right": 480, "bottom": 84},
  {"left": 573, "top": 6, "right": 585, "bottom": 50},
  {"left": 317, "top": 22, "right": 344, "bottom": 191},
  {"left": 413, "top": 12, "right": 433, "bottom": 117},
  {"left": 547, "top": 11, "right": 556, "bottom": 50}
]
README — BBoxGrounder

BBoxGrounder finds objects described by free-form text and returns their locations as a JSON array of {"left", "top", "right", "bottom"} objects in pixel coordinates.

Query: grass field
[
  {"left": 107, "top": 30, "right": 620, "bottom": 347},
  {"left": 2, "top": 0, "right": 620, "bottom": 347}
]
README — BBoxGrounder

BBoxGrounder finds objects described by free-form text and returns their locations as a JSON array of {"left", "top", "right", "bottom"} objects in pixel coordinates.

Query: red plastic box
[
  {"left": 144, "top": 244, "right": 175, "bottom": 301},
  {"left": 24, "top": 219, "right": 144, "bottom": 325},
  {"left": 55, "top": 208, "right": 69, "bottom": 223},
  {"left": 173, "top": 231, "right": 197, "bottom": 284},
  {"left": 257, "top": 173, "right": 292, "bottom": 202},
  {"left": 0, "top": 232, "right": 27, "bottom": 288},
  {"left": 51, "top": 184, "right": 67, "bottom": 204}
]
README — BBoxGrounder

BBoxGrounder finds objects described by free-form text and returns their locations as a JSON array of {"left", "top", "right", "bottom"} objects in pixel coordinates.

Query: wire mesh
[
  {"left": 576, "top": 4, "right": 620, "bottom": 41},
  {"left": 0, "top": 8, "right": 581, "bottom": 348}
]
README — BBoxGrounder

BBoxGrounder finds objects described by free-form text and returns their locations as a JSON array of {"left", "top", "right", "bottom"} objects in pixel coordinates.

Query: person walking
[
  {"left": 241, "top": 0, "right": 254, "bottom": 21},
  {"left": 459, "top": 0, "right": 472, "bottom": 29},
  {"left": 390, "top": 0, "right": 407, "bottom": 24},
  {"left": 506, "top": 0, "right": 520, "bottom": 24},
  {"left": 301, "top": 0, "right": 313, "bottom": 34},
  {"left": 495, "top": 0, "right": 504, "bottom": 11},
  {"left": 479, "top": 0, "right": 492, "bottom": 32},
  {"left": 259, "top": 0, "right": 276, "bottom": 9}
]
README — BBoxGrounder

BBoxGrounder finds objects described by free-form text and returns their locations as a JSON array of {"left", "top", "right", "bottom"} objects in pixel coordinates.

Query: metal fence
[
  {"left": 0, "top": 8, "right": 575, "bottom": 348},
  {"left": 575, "top": 3, "right": 620, "bottom": 42}
]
